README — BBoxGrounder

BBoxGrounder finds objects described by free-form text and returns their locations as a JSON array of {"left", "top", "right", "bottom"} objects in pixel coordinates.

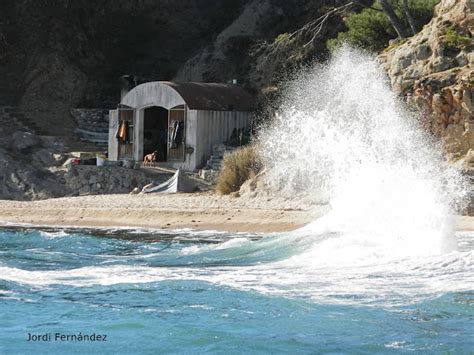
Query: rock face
[
  {"left": 379, "top": 0, "right": 473, "bottom": 160},
  {"left": 0, "top": 102, "right": 170, "bottom": 200},
  {"left": 0, "top": 104, "right": 67, "bottom": 200},
  {"left": 0, "top": 0, "right": 249, "bottom": 133},
  {"left": 0, "top": 0, "right": 348, "bottom": 139},
  {"left": 19, "top": 53, "right": 88, "bottom": 136},
  {"left": 66, "top": 166, "right": 169, "bottom": 196},
  {"left": 175, "top": 0, "right": 345, "bottom": 92},
  {"left": 10, "top": 131, "right": 39, "bottom": 152}
]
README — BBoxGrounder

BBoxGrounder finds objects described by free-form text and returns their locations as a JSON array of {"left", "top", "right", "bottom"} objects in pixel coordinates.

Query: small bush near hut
[{"left": 216, "top": 145, "right": 262, "bottom": 195}]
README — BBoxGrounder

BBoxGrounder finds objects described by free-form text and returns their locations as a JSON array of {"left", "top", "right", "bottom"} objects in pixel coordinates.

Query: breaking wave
[{"left": 259, "top": 45, "right": 468, "bottom": 257}]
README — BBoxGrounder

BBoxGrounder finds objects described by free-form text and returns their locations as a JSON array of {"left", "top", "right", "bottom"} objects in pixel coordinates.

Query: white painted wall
[
  {"left": 108, "top": 109, "right": 119, "bottom": 161},
  {"left": 184, "top": 109, "right": 198, "bottom": 170},
  {"left": 195, "top": 110, "right": 252, "bottom": 168}
]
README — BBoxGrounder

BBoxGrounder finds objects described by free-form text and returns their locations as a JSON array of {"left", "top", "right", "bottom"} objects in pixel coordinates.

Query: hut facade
[{"left": 108, "top": 81, "right": 255, "bottom": 171}]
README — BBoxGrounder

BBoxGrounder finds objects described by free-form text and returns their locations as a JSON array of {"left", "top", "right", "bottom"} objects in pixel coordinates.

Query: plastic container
[{"left": 96, "top": 155, "right": 106, "bottom": 167}]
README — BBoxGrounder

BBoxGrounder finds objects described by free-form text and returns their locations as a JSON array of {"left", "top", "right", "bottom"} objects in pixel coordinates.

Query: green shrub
[
  {"left": 444, "top": 26, "right": 471, "bottom": 51},
  {"left": 328, "top": 0, "right": 439, "bottom": 53},
  {"left": 275, "top": 33, "right": 291, "bottom": 45},
  {"left": 328, "top": 8, "right": 395, "bottom": 53},
  {"left": 216, "top": 145, "right": 262, "bottom": 195}
]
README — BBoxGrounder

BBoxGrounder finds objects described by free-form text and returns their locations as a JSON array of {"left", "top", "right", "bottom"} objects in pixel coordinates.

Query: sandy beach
[
  {"left": 0, "top": 193, "right": 472, "bottom": 233},
  {"left": 0, "top": 193, "right": 329, "bottom": 233}
]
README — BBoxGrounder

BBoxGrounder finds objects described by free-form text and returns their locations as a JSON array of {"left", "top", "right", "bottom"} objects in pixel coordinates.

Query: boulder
[{"left": 10, "top": 131, "right": 39, "bottom": 151}]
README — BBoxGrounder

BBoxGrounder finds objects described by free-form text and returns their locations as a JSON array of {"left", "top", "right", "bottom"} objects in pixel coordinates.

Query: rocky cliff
[
  {"left": 0, "top": 0, "right": 346, "bottom": 136},
  {"left": 174, "top": 0, "right": 346, "bottom": 90},
  {"left": 379, "top": 0, "right": 473, "bottom": 162},
  {"left": 0, "top": 0, "right": 250, "bottom": 132}
]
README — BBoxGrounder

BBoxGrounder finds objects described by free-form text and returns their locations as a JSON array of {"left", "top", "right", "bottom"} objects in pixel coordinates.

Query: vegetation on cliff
[
  {"left": 379, "top": 0, "right": 473, "bottom": 161},
  {"left": 328, "top": 0, "right": 439, "bottom": 53}
]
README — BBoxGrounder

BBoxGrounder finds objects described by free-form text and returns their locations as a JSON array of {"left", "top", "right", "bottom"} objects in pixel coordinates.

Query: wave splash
[
  {"left": 0, "top": 226, "right": 472, "bottom": 306},
  {"left": 259, "top": 46, "right": 468, "bottom": 257},
  {"left": 1, "top": 48, "right": 472, "bottom": 306},
  {"left": 1, "top": 231, "right": 472, "bottom": 306}
]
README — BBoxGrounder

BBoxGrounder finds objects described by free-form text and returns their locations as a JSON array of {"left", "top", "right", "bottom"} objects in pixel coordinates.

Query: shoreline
[
  {"left": 0, "top": 207, "right": 312, "bottom": 233},
  {"left": 0, "top": 193, "right": 324, "bottom": 233},
  {"left": 0, "top": 194, "right": 473, "bottom": 234}
]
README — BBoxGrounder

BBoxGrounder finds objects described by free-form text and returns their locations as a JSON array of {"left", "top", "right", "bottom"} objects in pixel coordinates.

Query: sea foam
[{"left": 259, "top": 46, "right": 468, "bottom": 257}]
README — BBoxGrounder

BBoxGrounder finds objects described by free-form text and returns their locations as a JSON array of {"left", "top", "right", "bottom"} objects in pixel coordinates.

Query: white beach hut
[{"left": 108, "top": 81, "right": 255, "bottom": 171}]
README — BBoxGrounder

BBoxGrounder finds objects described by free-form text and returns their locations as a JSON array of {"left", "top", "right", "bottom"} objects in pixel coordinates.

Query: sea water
[
  {"left": 1, "top": 47, "right": 473, "bottom": 353},
  {"left": 0, "top": 228, "right": 472, "bottom": 353}
]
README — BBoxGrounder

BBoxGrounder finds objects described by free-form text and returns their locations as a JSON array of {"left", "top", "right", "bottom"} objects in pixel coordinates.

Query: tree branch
[
  {"left": 290, "top": 2, "right": 355, "bottom": 48},
  {"left": 378, "top": 0, "right": 407, "bottom": 38},
  {"left": 402, "top": 0, "right": 418, "bottom": 35}
]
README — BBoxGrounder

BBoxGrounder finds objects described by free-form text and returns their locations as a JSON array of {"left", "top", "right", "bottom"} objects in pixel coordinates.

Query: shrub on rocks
[{"left": 216, "top": 145, "right": 262, "bottom": 195}]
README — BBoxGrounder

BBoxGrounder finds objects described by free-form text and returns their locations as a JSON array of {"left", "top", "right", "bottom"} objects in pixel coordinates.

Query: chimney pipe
[{"left": 119, "top": 75, "right": 137, "bottom": 101}]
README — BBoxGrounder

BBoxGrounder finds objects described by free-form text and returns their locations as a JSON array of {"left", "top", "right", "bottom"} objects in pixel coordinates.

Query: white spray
[{"left": 259, "top": 46, "right": 467, "bottom": 257}]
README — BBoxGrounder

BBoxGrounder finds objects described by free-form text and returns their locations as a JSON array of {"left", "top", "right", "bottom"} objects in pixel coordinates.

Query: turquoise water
[{"left": 0, "top": 227, "right": 473, "bottom": 354}]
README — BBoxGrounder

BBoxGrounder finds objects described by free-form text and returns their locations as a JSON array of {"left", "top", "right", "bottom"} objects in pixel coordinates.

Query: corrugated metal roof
[{"left": 160, "top": 81, "right": 256, "bottom": 112}]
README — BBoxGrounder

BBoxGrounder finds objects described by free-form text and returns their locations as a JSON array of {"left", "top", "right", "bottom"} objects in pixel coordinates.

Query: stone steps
[
  {"left": 74, "top": 128, "right": 108, "bottom": 139},
  {"left": 79, "top": 138, "right": 108, "bottom": 148},
  {"left": 71, "top": 108, "right": 110, "bottom": 148},
  {"left": 205, "top": 144, "right": 236, "bottom": 170},
  {"left": 0, "top": 98, "right": 106, "bottom": 153}
]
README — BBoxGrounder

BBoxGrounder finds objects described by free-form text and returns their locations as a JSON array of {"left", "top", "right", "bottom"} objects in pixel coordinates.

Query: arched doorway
[{"left": 143, "top": 106, "right": 168, "bottom": 162}]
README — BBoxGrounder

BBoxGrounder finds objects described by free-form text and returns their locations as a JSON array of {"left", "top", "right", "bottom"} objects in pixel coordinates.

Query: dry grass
[{"left": 216, "top": 145, "right": 262, "bottom": 195}]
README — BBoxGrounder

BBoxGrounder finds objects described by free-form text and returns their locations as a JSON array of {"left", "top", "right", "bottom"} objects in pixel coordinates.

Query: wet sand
[{"left": 0, "top": 193, "right": 472, "bottom": 233}]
